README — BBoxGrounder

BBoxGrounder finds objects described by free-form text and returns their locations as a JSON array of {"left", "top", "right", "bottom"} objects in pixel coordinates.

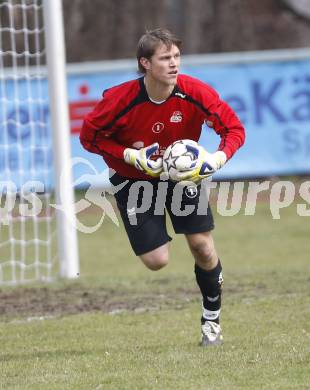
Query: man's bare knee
[
  {"left": 186, "top": 233, "right": 217, "bottom": 269},
  {"left": 140, "top": 253, "right": 169, "bottom": 271},
  {"left": 190, "top": 241, "right": 215, "bottom": 261},
  {"left": 140, "top": 244, "right": 169, "bottom": 271}
]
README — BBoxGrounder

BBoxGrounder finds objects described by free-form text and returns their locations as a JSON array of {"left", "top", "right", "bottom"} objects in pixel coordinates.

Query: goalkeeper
[{"left": 80, "top": 28, "right": 245, "bottom": 346}]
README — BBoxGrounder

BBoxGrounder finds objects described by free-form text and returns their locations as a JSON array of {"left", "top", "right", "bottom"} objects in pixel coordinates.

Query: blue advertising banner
[
  {"left": 68, "top": 58, "right": 310, "bottom": 183},
  {"left": 185, "top": 60, "right": 310, "bottom": 178},
  {"left": 1, "top": 57, "right": 310, "bottom": 189}
]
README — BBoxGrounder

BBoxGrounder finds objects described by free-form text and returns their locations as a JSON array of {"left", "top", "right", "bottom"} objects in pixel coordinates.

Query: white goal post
[{"left": 0, "top": 0, "right": 79, "bottom": 284}]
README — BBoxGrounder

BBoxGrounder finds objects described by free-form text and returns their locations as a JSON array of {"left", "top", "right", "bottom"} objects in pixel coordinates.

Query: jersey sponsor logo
[
  {"left": 170, "top": 111, "right": 183, "bottom": 123},
  {"left": 175, "top": 92, "right": 186, "bottom": 99},
  {"left": 152, "top": 122, "right": 165, "bottom": 133}
]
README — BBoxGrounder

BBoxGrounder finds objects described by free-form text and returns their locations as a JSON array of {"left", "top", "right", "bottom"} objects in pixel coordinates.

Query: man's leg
[
  {"left": 186, "top": 231, "right": 224, "bottom": 346},
  {"left": 166, "top": 180, "right": 222, "bottom": 345}
]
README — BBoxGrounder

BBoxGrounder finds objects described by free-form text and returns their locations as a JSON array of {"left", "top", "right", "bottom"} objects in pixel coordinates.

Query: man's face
[{"left": 142, "top": 43, "right": 180, "bottom": 86}]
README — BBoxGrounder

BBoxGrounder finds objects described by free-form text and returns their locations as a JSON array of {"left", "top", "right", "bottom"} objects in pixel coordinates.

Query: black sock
[{"left": 195, "top": 260, "right": 223, "bottom": 324}]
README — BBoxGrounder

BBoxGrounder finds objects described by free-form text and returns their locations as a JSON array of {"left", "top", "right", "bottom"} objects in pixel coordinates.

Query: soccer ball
[{"left": 163, "top": 139, "right": 198, "bottom": 181}]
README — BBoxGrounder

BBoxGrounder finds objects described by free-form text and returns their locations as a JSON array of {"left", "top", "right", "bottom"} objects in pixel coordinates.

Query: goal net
[{"left": 0, "top": 0, "right": 79, "bottom": 285}]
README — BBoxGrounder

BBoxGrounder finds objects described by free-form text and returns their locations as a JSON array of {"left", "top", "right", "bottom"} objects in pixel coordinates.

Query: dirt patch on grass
[
  {"left": 0, "top": 278, "right": 271, "bottom": 321},
  {"left": 0, "top": 284, "right": 200, "bottom": 321}
]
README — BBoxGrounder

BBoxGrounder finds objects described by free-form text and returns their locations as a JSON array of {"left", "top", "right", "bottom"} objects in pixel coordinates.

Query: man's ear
[{"left": 140, "top": 57, "right": 151, "bottom": 71}]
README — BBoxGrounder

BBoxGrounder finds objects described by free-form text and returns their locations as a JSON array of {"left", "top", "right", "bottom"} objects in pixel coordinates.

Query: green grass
[{"left": 0, "top": 199, "right": 310, "bottom": 389}]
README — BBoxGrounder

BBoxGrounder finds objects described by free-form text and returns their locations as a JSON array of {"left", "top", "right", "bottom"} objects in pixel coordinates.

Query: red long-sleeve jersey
[{"left": 80, "top": 74, "right": 245, "bottom": 179}]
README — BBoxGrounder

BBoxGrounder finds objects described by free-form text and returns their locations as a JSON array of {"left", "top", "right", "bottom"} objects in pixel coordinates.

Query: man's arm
[
  {"left": 80, "top": 116, "right": 126, "bottom": 160},
  {"left": 80, "top": 94, "right": 163, "bottom": 177},
  {"left": 174, "top": 85, "right": 245, "bottom": 183},
  {"left": 80, "top": 91, "right": 127, "bottom": 160},
  {"left": 205, "top": 96, "right": 245, "bottom": 161}
]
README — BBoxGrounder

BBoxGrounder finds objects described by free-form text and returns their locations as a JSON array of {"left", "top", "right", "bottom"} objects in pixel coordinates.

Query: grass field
[{"left": 0, "top": 194, "right": 310, "bottom": 389}]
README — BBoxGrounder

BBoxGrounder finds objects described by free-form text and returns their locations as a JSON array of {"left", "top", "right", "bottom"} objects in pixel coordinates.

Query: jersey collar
[{"left": 138, "top": 76, "right": 179, "bottom": 104}]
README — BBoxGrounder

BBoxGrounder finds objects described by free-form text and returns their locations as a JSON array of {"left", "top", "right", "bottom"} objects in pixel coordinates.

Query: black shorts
[{"left": 109, "top": 172, "right": 214, "bottom": 256}]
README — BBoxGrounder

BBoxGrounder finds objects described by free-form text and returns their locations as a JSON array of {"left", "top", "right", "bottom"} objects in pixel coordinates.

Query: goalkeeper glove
[
  {"left": 175, "top": 145, "right": 227, "bottom": 183},
  {"left": 124, "top": 143, "right": 163, "bottom": 177}
]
